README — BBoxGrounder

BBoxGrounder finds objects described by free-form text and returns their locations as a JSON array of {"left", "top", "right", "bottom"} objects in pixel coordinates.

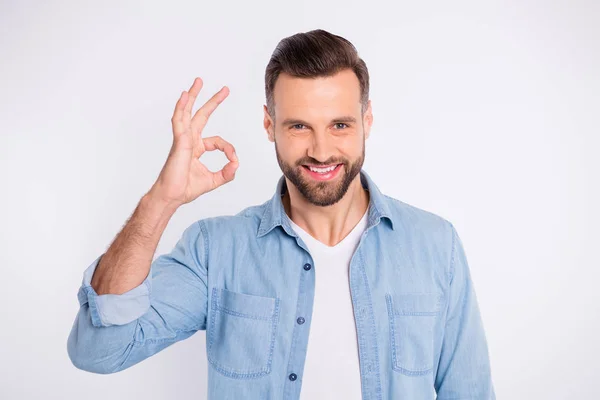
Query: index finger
[
  {"left": 191, "top": 86, "right": 230, "bottom": 132},
  {"left": 183, "top": 77, "right": 204, "bottom": 121}
]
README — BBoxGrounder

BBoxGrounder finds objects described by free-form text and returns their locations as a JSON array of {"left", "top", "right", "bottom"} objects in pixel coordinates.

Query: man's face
[{"left": 263, "top": 69, "right": 373, "bottom": 207}]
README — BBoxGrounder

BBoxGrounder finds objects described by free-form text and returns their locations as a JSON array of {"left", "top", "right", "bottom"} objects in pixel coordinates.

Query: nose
[{"left": 307, "top": 130, "right": 335, "bottom": 163}]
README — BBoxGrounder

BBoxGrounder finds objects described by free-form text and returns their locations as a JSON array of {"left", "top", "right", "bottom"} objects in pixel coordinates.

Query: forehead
[{"left": 272, "top": 69, "right": 361, "bottom": 121}]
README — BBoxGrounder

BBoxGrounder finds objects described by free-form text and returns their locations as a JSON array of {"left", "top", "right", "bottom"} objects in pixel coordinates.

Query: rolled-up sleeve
[
  {"left": 67, "top": 220, "right": 209, "bottom": 374},
  {"left": 435, "top": 224, "right": 496, "bottom": 399},
  {"left": 77, "top": 253, "right": 152, "bottom": 327}
]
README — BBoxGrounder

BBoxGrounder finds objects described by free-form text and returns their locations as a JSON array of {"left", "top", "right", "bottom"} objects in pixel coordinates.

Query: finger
[
  {"left": 183, "top": 77, "right": 203, "bottom": 121},
  {"left": 202, "top": 136, "right": 238, "bottom": 189},
  {"left": 212, "top": 158, "right": 238, "bottom": 188},
  {"left": 202, "top": 136, "right": 238, "bottom": 163},
  {"left": 191, "top": 86, "right": 230, "bottom": 133},
  {"left": 171, "top": 90, "right": 189, "bottom": 137}
]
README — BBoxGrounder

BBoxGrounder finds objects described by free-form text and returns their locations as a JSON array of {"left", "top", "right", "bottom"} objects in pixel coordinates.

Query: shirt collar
[{"left": 257, "top": 169, "right": 395, "bottom": 238}]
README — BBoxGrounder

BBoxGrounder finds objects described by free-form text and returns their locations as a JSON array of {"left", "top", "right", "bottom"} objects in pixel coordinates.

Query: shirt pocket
[
  {"left": 207, "top": 287, "right": 280, "bottom": 378},
  {"left": 385, "top": 292, "right": 443, "bottom": 376}
]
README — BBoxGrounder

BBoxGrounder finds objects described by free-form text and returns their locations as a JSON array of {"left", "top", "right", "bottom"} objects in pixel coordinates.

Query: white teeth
[{"left": 308, "top": 165, "right": 337, "bottom": 173}]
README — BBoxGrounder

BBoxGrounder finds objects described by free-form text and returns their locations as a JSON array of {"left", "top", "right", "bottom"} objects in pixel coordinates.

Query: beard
[{"left": 275, "top": 139, "right": 365, "bottom": 207}]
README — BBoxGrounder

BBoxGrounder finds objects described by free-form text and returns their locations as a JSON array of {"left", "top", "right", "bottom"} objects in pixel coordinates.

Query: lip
[
  {"left": 303, "top": 164, "right": 339, "bottom": 168},
  {"left": 302, "top": 163, "right": 343, "bottom": 181}
]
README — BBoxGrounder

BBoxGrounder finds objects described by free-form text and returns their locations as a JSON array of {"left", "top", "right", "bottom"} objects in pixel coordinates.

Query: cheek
[
  {"left": 339, "top": 137, "right": 363, "bottom": 156},
  {"left": 281, "top": 133, "right": 309, "bottom": 151},
  {"left": 277, "top": 140, "right": 303, "bottom": 162}
]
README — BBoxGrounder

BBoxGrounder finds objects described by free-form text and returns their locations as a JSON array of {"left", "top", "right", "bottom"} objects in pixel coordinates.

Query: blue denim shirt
[{"left": 67, "top": 170, "right": 495, "bottom": 399}]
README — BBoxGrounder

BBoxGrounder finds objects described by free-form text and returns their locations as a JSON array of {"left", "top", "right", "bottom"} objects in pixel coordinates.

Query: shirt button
[
  {"left": 303, "top": 263, "right": 312, "bottom": 271},
  {"left": 297, "top": 317, "right": 305, "bottom": 325},
  {"left": 289, "top": 373, "right": 297, "bottom": 381}
]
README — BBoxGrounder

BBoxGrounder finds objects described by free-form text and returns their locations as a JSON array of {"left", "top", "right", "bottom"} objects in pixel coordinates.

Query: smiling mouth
[
  {"left": 300, "top": 163, "right": 343, "bottom": 181},
  {"left": 302, "top": 164, "right": 342, "bottom": 174}
]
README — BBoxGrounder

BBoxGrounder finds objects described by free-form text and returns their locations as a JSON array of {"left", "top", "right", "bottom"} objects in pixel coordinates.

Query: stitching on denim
[
  {"left": 207, "top": 355, "right": 270, "bottom": 379},
  {"left": 394, "top": 365, "right": 434, "bottom": 376},
  {"left": 206, "top": 287, "right": 278, "bottom": 379},
  {"left": 448, "top": 223, "right": 457, "bottom": 283},
  {"left": 216, "top": 287, "right": 276, "bottom": 319},
  {"left": 385, "top": 294, "right": 398, "bottom": 372},
  {"left": 394, "top": 310, "right": 440, "bottom": 316},
  {"left": 214, "top": 305, "right": 274, "bottom": 321},
  {"left": 386, "top": 292, "right": 436, "bottom": 376},
  {"left": 349, "top": 251, "right": 366, "bottom": 398},
  {"left": 208, "top": 287, "right": 218, "bottom": 357},
  {"left": 266, "top": 297, "right": 280, "bottom": 373},
  {"left": 358, "top": 243, "right": 383, "bottom": 400},
  {"left": 198, "top": 220, "right": 209, "bottom": 270}
]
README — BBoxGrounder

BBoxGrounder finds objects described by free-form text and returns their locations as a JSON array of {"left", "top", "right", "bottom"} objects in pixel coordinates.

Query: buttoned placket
[
  {"left": 347, "top": 219, "right": 384, "bottom": 400},
  {"left": 280, "top": 209, "right": 384, "bottom": 400},
  {"left": 281, "top": 228, "right": 316, "bottom": 400}
]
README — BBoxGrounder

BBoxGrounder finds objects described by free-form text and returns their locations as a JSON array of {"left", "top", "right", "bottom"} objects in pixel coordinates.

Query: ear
[
  {"left": 263, "top": 105, "right": 275, "bottom": 143},
  {"left": 363, "top": 100, "right": 373, "bottom": 140}
]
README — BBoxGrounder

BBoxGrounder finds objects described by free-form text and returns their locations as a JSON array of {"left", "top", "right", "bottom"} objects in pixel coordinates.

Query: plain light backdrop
[{"left": 1, "top": 1, "right": 598, "bottom": 399}]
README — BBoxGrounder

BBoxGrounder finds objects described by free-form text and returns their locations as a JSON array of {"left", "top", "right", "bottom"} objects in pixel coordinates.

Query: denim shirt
[{"left": 67, "top": 170, "right": 495, "bottom": 400}]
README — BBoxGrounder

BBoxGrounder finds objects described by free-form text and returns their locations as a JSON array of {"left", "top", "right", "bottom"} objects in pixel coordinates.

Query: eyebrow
[{"left": 281, "top": 116, "right": 357, "bottom": 126}]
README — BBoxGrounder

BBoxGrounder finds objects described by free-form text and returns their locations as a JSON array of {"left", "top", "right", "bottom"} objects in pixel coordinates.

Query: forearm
[
  {"left": 90, "top": 189, "right": 179, "bottom": 295},
  {"left": 69, "top": 217, "right": 208, "bottom": 373}
]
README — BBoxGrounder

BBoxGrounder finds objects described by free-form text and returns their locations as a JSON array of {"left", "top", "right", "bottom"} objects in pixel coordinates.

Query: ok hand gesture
[{"left": 149, "top": 77, "right": 239, "bottom": 207}]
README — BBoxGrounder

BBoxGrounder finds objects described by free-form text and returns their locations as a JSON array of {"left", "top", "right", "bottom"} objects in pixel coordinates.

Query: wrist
[
  {"left": 141, "top": 189, "right": 180, "bottom": 221},
  {"left": 144, "top": 187, "right": 181, "bottom": 211}
]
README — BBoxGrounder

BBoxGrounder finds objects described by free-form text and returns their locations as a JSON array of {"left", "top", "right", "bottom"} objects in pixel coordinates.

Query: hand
[{"left": 148, "top": 77, "right": 239, "bottom": 208}]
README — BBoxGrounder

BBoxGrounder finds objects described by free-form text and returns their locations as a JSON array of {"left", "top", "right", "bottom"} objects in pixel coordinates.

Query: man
[{"left": 67, "top": 29, "right": 495, "bottom": 399}]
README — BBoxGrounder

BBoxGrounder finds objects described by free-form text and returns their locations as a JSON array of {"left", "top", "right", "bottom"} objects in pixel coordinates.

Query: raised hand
[{"left": 149, "top": 77, "right": 239, "bottom": 208}]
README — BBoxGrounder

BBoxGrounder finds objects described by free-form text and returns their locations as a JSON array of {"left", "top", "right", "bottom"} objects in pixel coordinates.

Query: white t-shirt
[{"left": 288, "top": 206, "right": 369, "bottom": 400}]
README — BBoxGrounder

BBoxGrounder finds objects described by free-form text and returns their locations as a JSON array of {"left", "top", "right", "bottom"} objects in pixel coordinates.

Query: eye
[
  {"left": 334, "top": 123, "right": 348, "bottom": 129},
  {"left": 291, "top": 124, "right": 306, "bottom": 130}
]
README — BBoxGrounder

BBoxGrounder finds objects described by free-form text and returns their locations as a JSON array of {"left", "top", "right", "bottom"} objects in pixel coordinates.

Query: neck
[{"left": 282, "top": 175, "right": 370, "bottom": 247}]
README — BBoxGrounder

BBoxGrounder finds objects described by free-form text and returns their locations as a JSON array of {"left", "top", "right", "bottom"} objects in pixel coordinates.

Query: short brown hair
[{"left": 264, "top": 29, "right": 370, "bottom": 119}]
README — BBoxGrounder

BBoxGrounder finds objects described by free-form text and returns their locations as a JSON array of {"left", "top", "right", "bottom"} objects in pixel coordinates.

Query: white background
[{"left": 1, "top": 1, "right": 598, "bottom": 399}]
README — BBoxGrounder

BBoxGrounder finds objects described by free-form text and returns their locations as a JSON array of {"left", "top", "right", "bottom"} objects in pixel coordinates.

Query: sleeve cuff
[{"left": 77, "top": 254, "right": 152, "bottom": 327}]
